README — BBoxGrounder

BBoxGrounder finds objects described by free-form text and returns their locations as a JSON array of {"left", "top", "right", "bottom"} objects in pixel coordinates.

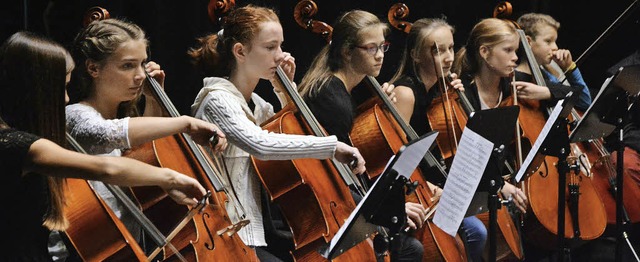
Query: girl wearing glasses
[
  {"left": 299, "top": 10, "right": 426, "bottom": 261},
  {"left": 188, "top": 5, "right": 367, "bottom": 261}
]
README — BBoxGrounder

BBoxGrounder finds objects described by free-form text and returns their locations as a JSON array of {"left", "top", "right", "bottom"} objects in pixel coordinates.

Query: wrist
[{"left": 565, "top": 62, "right": 577, "bottom": 73}]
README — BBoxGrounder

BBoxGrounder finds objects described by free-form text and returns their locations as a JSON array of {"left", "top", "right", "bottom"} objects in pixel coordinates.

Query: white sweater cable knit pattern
[{"left": 191, "top": 77, "right": 337, "bottom": 246}]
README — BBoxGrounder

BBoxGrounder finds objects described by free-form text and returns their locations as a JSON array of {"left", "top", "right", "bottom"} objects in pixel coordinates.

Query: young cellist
[
  {"left": 187, "top": 5, "right": 367, "bottom": 261},
  {"left": 299, "top": 9, "right": 431, "bottom": 261},
  {"left": 0, "top": 31, "right": 206, "bottom": 261}
]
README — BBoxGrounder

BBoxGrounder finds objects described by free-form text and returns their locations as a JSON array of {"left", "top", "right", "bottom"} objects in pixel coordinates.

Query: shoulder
[{"left": 395, "top": 85, "right": 416, "bottom": 105}]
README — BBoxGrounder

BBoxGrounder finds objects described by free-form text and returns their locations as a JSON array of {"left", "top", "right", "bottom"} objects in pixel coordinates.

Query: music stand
[
  {"left": 462, "top": 106, "right": 520, "bottom": 262},
  {"left": 319, "top": 131, "right": 439, "bottom": 260},
  {"left": 569, "top": 65, "right": 640, "bottom": 261},
  {"left": 512, "top": 96, "right": 576, "bottom": 260}
]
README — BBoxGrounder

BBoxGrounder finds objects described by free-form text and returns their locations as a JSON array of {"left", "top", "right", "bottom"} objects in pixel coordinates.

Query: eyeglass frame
[{"left": 353, "top": 42, "right": 390, "bottom": 55}]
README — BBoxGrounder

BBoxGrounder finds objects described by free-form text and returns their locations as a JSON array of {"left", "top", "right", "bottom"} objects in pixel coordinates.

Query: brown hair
[
  {"left": 69, "top": 18, "right": 147, "bottom": 117},
  {"left": 389, "top": 18, "right": 454, "bottom": 84},
  {"left": 299, "top": 10, "right": 389, "bottom": 98},
  {"left": 517, "top": 13, "right": 560, "bottom": 40},
  {"left": 188, "top": 5, "right": 279, "bottom": 77},
  {"left": 453, "top": 18, "right": 517, "bottom": 77},
  {"left": 0, "top": 31, "right": 71, "bottom": 230}
]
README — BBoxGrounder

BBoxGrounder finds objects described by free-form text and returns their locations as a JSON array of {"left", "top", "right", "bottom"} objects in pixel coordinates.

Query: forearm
[
  {"left": 27, "top": 139, "right": 175, "bottom": 188},
  {"left": 127, "top": 115, "right": 191, "bottom": 146}
]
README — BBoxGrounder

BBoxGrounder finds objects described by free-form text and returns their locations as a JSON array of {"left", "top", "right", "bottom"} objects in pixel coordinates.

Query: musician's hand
[
  {"left": 145, "top": 61, "right": 165, "bottom": 88},
  {"left": 449, "top": 73, "right": 464, "bottom": 91},
  {"left": 334, "top": 142, "right": 366, "bottom": 175},
  {"left": 501, "top": 182, "right": 528, "bottom": 213},
  {"left": 513, "top": 81, "right": 551, "bottom": 100},
  {"left": 405, "top": 202, "right": 427, "bottom": 230},
  {"left": 184, "top": 116, "right": 227, "bottom": 152},
  {"left": 269, "top": 52, "right": 296, "bottom": 94},
  {"left": 162, "top": 169, "right": 207, "bottom": 206},
  {"left": 382, "top": 82, "right": 397, "bottom": 104},
  {"left": 552, "top": 49, "right": 574, "bottom": 71}
]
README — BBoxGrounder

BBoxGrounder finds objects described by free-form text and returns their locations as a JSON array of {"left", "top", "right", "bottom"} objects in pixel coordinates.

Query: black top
[
  {"left": 394, "top": 75, "right": 440, "bottom": 137},
  {"left": 462, "top": 77, "right": 513, "bottom": 111},
  {"left": 305, "top": 76, "right": 356, "bottom": 144},
  {"left": 462, "top": 71, "right": 577, "bottom": 111},
  {"left": 0, "top": 128, "right": 52, "bottom": 261}
]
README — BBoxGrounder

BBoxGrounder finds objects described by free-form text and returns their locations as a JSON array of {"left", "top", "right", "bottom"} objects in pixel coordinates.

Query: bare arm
[
  {"left": 127, "top": 115, "right": 226, "bottom": 151},
  {"left": 24, "top": 139, "right": 206, "bottom": 205},
  {"left": 394, "top": 85, "right": 416, "bottom": 124}
]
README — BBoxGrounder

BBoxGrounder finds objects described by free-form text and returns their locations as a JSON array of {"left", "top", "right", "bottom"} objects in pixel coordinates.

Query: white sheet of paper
[
  {"left": 515, "top": 100, "right": 564, "bottom": 182},
  {"left": 433, "top": 128, "right": 493, "bottom": 237}
]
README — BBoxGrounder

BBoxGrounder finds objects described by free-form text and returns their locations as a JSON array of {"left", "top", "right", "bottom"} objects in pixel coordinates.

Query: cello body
[
  {"left": 63, "top": 178, "right": 148, "bottom": 261},
  {"left": 126, "top": 135, "right": 259, "bottom": 261},
  {"left": 351, "top": 96, "right": 467, "bottom": 262},
  {"left": 253, "top": 103, "right": 380, "bottom": 262}
]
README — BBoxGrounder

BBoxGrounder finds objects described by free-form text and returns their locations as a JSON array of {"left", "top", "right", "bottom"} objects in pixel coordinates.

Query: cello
[
  {"left": 387, "top": 5, "right": 525, "bottom": 260},
  {"left": 81, "top": 5, "right": 259, "bottom": 261},
  {"left": 252, "top": 64, "right": 382, "bottom": 261},
  {"left": 491, "top": 4, "right": 607, "bottom": 249}
]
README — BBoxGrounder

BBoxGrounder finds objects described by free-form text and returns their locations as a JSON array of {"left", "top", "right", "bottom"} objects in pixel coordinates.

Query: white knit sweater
[{"left": 191, "top": 77, "right": 338, "bottom": 246}]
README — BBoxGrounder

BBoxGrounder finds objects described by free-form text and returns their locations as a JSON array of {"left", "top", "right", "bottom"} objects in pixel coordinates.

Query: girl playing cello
[
  {"left": 299, "top": 9, "right": 427, "bottom": 261},
  {"left": 187, "top": 5, "right": 366, "bottom": 261},
  {"left": 0, "top": 31, "right": 206, "bottom": 261},
  {"left": 65, "top": 18, "right": 227, "bottom": 246}
]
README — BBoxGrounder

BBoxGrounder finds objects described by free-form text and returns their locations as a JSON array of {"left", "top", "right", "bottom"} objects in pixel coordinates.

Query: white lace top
[
  {"left": 65, "top": 103, "right": 141, "bottom": 242},
  {"left": 191, "top": 77, "right": 338, "bottom": 247}
]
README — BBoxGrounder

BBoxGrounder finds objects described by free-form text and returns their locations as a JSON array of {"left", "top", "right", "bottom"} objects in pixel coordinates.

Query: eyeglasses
[{"left": 354, "top": 42, "right": 390, "bottom": 55}]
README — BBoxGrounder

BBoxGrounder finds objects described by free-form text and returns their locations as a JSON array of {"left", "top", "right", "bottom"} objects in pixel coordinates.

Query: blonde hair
[
  {"left": 299, "top": 10, "right": 388, "bottom": 98},
  {"left": 188, "top": 5, "right": 279, "bottom": 77},
  {"left": 517, "top": 13, "right": 560, "bottom": 40},
  {"left": 390, "top": 18, "right": 454, "bottom": 84},
  {"left": 453, "top": 18, "right": 517, "bottom": 77}
]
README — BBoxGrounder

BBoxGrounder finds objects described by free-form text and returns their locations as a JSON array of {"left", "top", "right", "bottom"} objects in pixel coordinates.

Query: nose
[
  {"left": 551, "top": 42, "right": 558, "bottom": 51},
  {"left": 444, "top": 50, "right": 454, "bottom": 63},
  {"left": 134, "top": 65, "right": 145, "bottom": 82},
  {"left": 275, "top": 46, "right": 285, "bottom": 64},
  {"left": 375, "top": 47, "right": 384, "bottom": 60}
]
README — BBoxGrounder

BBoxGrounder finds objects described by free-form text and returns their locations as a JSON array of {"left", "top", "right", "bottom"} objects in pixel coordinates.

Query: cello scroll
[
  {"left": 294, "top": 0, "right": 333, "bottom": 43},
  {"left": 207, "top": 0, "right": 236, "bottom": 24},
  {"left": 387, "top": 3, "right": 412, "bottom": 33}
]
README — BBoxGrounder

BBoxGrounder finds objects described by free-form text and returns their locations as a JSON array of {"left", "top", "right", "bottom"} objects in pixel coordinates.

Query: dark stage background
[{"left": 3, "top": 0, "right": 639, "bottom": 114}]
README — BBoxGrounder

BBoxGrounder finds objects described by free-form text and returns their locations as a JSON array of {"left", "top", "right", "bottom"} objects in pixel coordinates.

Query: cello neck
[
  {"left": 275, "top": 66, "right": 364, "bottom": 192},
  {"left": 145, "top": 74, "right": 227, "bottom": 191}
]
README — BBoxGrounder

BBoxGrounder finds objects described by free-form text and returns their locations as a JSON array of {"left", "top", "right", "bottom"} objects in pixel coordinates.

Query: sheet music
[
  {"left": 515, "top": 100, "right": 564, "bottom": 182},
  {"left": 433, "top": 128, "right": 493, "bottom": 237}
]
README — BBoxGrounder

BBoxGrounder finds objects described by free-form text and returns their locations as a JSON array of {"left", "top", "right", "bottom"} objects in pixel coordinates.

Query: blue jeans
[{"left": 461, "top": 216, "right": 487, "bottom": 262}]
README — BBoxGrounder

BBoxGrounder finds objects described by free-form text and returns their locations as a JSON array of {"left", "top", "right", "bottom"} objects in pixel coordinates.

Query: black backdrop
[{"left": 3, "top": 0, "right": 639, "bottom": 115}]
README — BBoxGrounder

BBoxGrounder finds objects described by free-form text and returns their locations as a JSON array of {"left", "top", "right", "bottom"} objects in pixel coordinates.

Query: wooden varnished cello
[
  {"left": 80, "top": 5, "right": 259, "bottom": 261},
  {"left": 492, "top": 3, "right": 607, "bottom": 249},
  {"left": 387, "top": 4, "right": 525, "bottom": 260},
  {"left": 252, "top": 64, "right": 382, "bottom": 261}
]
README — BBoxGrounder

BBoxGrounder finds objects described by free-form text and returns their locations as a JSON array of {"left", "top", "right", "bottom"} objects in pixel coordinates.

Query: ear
[
  {"left": 526, "top": 35, "right": 533, "bottom": 45},
  {"left": 341, "top": 46, "right": 352, "bottom": 64},
  {"left": 410, "top": 48, "right": 421, "bottom": 62},
  {"left": 85, "top": 59, "right": 100, "bottom": 78},
  {"left": 232, "top": 42, "right": 246, "bottom": 63},
  {"left": 479, "top": 45, "right": 490, "bottom": 61}
]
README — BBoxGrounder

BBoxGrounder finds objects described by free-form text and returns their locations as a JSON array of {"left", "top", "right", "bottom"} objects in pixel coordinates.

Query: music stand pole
[{"left": 615, "top": 108, "right": 627, "bottom": 262}]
